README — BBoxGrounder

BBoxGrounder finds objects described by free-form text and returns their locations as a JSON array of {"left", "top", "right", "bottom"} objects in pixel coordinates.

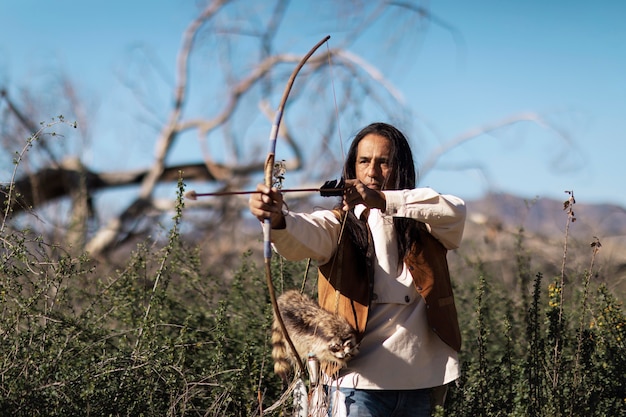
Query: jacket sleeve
[
  {"left": 269, "top": 210, "right": 342, "bottom": 264},
  {"left": 383, "top": 188, "right": 466, "bottom": 250}
]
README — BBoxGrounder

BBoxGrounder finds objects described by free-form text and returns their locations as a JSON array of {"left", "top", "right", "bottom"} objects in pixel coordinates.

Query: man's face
[{"left": 355, "top": 134, "right": 394, "bottom": 190}]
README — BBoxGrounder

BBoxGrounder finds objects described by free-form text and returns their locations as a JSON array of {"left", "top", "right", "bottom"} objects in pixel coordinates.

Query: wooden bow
[{"left": 263, "top": 36, "right": 331, "bottom": 379}]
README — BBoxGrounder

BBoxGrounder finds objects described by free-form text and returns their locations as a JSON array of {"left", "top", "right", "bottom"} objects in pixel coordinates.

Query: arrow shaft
[{"left": 189, "top": 187, "right": 345, "bottom": 198}]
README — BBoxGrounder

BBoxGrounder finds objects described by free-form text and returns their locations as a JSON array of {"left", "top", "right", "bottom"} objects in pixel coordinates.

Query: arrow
[{"left": 184, "top": 179, "right": 346, "bottom": 200}]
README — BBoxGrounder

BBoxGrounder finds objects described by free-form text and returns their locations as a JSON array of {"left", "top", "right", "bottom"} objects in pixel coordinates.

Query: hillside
[
  {"left": 466, "top": 192, "right": 626, "bottom": 239},
  {"left": 454, "top": 192, "right": 626, "bottom": 297}
]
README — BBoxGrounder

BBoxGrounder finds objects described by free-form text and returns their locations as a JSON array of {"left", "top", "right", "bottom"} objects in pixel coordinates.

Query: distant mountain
[
  {"left": 458, "top": 193, "right": 626, "bottom": 295},
  {"left": 466, "top": 192, "right": 626, "bottom": 240}
]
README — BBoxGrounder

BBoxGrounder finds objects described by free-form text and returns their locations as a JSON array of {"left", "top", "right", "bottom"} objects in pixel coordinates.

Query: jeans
[{"left": 327, "top": 387, "right": 433, "bottom": 417}]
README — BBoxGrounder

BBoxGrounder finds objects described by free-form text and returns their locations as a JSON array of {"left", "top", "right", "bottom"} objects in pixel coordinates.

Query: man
[{"left": 249, "top": 122, "right": 466, "bottom": 416}]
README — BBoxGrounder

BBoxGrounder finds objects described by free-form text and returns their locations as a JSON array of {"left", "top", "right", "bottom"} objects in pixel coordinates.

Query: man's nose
[{"left": 366, "top": 162, "right": 379, "bottom": 177}]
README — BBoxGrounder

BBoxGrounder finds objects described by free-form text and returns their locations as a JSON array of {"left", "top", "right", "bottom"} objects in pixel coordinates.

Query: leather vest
[{"left": 317, "top": 213, "right": 462, "bottom": 352}]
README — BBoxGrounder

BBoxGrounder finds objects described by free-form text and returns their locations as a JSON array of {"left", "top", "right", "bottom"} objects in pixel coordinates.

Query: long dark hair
[{"left": 340, "top": 122, "right": 421, "bottom": 263}]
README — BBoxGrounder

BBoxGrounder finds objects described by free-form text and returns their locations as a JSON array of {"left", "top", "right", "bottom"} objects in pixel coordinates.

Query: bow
[{"left": 263, "top": 36, "right": 331, "bottom": 380}]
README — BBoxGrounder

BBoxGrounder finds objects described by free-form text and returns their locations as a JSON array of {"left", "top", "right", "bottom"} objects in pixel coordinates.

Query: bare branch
[
  {"left": 87, "top": 1, "right": 229, "bottom": 254},
  {"left": 420, "top": 112, "right": 580, "bottom": 176},
  {"left": 139, "top": 0, "right": 229, "bottom": 199}
]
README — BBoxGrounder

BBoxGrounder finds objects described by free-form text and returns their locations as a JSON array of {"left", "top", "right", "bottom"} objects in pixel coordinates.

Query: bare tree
[{"left": 0, "top": 0, "right": 576, "bottom": 258}]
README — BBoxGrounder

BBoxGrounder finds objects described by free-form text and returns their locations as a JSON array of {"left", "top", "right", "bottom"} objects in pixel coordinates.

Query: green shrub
[{"left": 2, "top": 134, "right": 624, "bottom": 415}]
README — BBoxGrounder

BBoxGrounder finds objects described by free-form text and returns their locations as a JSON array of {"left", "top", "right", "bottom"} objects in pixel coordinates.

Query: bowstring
[
  {"left": 300, "top": 41, "right": 349, "bottom": 301},
  {"left": 325, "top": 41, "right": 350, "bottom": 315},
  {"left": 327, "top": 42, "right": 346, "bottom": 169}
]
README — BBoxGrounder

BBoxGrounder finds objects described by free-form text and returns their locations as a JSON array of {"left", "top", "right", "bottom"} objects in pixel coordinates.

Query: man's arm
[
  {"left": 383, "top": 188, "right": 466, "bottom": 249},
  {"left": 270, "top": 211, "right": 342, "bottom": 264}
]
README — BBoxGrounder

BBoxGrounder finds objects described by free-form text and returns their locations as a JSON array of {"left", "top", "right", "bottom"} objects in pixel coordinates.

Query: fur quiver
[{"left": 271, "top": 290, "right": 359, "bottom": 383}]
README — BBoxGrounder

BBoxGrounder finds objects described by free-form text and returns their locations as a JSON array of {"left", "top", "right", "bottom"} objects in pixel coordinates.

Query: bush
[
  {"left": 0, "top": 180, "right": 290, "bottom": 416},
  {"left": 1, "top": 166, "right": 624, "bottom": 415}
]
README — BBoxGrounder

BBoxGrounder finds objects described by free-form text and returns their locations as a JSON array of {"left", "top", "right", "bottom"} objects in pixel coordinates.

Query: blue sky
[{"left": 1, "top": 1, "right": 625, "bottom": 209}]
